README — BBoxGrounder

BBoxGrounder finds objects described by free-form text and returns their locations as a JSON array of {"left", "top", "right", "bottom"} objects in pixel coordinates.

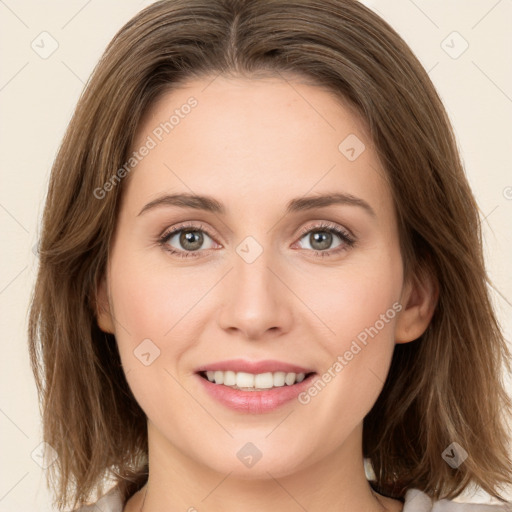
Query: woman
[{"left": 28, "top": 0, "right": 512, "bottom": 511}]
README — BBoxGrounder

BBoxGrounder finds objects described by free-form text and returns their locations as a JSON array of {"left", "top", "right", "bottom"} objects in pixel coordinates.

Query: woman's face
[{"left": 98, "top": 74, "right": 424, "bottom": 479}]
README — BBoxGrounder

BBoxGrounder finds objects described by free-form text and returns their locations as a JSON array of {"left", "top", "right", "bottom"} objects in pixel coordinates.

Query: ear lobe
[
  {"left": 395, "top": 267, "right": 438, "bottom": 344},
  {"left": 95, "top": 275, "right": 115, "bottom": 334}
]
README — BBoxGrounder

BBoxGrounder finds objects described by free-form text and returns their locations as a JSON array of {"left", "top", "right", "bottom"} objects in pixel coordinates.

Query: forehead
[
  {"left": 135, "top": 74, "right": 371, "bottom": 152},
  {"left": 123, "top": 75, "right": 390, "bottom": 220}
]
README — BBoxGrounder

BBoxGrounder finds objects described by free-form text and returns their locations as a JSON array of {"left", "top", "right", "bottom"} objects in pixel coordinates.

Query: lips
[
  {"left": 195, "top": 358, "right": 314, "bottom": 374},
  {"left": 194, "top": 359, "right": 317, "bottom": 413}
]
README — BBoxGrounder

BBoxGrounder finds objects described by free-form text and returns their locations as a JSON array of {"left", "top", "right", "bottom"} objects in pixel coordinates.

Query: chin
[{"left": 193, "top": 440, "right": 311, "bottom": 480}]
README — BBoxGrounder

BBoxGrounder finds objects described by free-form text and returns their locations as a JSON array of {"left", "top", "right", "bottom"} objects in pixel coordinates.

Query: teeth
[
  {"left": 237, "top": 372, "right": 255, "bottom": 388},
  {"left": 254, "top": 372, "right": 273, "bottom": 389},
  {"left": 224, "top": 370, "right": 236, "bottom": 386},
  {"left": 285, "top": 372, "right": 296, "bottom": 386},
  {"left": 273, "top": 371, "right": 286, "bottom": 386},
  {"left": 203, "top": 370, "right": 308, "bottom": 389}
]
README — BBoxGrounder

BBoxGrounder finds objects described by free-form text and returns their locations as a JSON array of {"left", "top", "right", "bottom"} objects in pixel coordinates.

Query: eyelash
[{"left": 157, "top": 221, "right": 356, "bottom": 259}]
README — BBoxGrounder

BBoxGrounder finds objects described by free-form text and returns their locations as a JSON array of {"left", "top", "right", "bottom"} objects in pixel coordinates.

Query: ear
[
  {"left": 95, "top": 274, "right": 115, "bottom": 334},
  {"left": 395, "top": 265, "right": 438, "bottom": 344}
]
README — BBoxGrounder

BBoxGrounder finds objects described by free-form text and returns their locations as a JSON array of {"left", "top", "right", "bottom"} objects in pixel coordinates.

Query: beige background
[{"left": 1, "top": 0, "right": 511, "bottom": 510}]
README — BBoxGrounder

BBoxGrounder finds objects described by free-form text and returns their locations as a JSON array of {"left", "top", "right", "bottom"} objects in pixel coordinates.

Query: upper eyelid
[
  {"left": 161, "top": 222, "right": 216, "bottom": 240},
  {"left": 296, "top": 221, "right": 353, "bottom": 238},
  {"left": 160, "top": 221, "right": 353, "bottom": 246}
]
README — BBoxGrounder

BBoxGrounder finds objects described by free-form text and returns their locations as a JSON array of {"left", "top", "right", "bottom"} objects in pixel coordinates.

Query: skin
[{"left": 97, "top": 74, "right": 437, "bottom": 512}]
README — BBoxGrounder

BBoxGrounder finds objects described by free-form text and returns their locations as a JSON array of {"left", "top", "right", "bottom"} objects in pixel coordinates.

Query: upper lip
[{"left": 195, "top": 359, "right": 315, "bottom": 374}]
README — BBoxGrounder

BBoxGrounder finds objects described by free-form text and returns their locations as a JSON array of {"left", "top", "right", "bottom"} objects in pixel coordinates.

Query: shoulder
[
  {"left": 404, "top": 489, "right": 512, "bottom": 511},
  {"left": 69, "top": 485, "right": 125, "bottom": 512}
]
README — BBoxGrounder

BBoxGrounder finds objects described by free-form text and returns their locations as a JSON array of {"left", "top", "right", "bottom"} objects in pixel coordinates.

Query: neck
[{"left": 128, "top": 422, "right": 402, "bottom": 512}]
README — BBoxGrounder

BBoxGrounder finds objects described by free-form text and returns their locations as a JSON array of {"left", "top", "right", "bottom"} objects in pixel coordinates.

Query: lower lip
[{"left": 196, "top": 373, "right": 317, "bottom": 413}]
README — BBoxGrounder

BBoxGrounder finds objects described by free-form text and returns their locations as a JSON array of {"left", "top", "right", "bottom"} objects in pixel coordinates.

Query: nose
[{"left": 217, "top": 244, "right": 294, "bottom": 341}]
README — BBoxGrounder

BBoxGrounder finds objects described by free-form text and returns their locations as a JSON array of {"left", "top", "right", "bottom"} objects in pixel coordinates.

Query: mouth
[
  {"left": 196, "top": 369, "right": 318, "bottom": 413},
  {"left": 194, "top": 359, "right": 318, "bottom": 412},
  {"left": 197, "top": 370, "right": 317, "bottom": 391}
]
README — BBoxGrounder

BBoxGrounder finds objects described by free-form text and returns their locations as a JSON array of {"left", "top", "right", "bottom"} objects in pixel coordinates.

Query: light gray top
[{"left": 72, "top": 485, "right": 512, "bottom": 511}]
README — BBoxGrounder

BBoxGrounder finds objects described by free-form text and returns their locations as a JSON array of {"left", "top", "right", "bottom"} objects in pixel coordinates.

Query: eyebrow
[{"left": 137, "top": 192, "right": 376, "bottom": 218}]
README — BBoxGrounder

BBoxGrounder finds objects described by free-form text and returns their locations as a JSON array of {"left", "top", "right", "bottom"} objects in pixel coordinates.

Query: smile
[
  {"left": 199, "top": 370, "right": 311, "bottom": 390},
  {"left": 195, "top": 361, "right": 318, "bottom": 413}
]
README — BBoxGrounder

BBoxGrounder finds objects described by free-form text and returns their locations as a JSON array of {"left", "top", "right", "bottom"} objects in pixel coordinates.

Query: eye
[
  {"left": 158, "top": 222, "right": 218, "bottom": 258},
  {"left": 295, "top": 221, "right": 356, "bottom": 257},
  {"left": 158, "top": 221, "right": 356, "bottom": 259}
]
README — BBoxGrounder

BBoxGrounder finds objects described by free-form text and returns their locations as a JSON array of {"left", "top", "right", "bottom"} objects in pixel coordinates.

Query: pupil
[
  {"left": 180, "top": 230, "right": 203, "bottom": 251},
  {"left": 311, "top": 231, "right": 332, "bottom": 250}
]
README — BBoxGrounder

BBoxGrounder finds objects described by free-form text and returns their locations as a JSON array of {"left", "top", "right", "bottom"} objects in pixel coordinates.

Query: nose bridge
[{"left": 217, "top": 234, "right": 293, "bottom": 339}]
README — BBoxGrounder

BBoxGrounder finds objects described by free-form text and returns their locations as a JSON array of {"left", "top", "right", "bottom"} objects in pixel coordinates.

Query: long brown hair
[{"left": 28, "top": 0, "right": 512, "bottom": 509}]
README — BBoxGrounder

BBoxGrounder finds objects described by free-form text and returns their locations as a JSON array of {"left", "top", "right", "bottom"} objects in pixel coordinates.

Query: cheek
[
  {"left": 107, "top": 252, "right": 200, "bottom": 417},
  {"left": 300, "top": 249, "right": 403, "bottom": 420},
  {"left": 312, "top": 250, "right": 402, "bottom": 353},
  {"left": 108, "top": 249, "right": 205, "bottom": 345},
  {"left": 333, "top": 272, "right": 400, "bottom": 349},
  {"left": 106, "top": 253, "right": 209, "bottom": 407}
]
